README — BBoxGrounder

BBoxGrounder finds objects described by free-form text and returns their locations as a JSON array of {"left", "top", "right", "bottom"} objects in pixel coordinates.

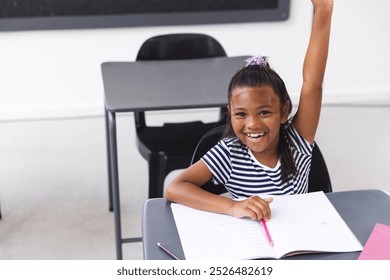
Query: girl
[{"left": 165, "top": 0, "right": 334, "bottom": 221}]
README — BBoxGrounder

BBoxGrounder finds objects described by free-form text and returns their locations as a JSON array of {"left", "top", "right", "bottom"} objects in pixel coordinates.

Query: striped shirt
[{"left": 202, "top": 124, "right": 314, "bottom": 198}]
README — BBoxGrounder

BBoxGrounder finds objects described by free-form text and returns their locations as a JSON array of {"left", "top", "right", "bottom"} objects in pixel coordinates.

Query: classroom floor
[{"left": 0, "top": 105, "right": 389, "bottom": 260}]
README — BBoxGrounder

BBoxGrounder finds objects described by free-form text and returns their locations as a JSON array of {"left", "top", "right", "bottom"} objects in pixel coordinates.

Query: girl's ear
[{"left": 281, "top": 101, "right": 291, "bottom": 124}]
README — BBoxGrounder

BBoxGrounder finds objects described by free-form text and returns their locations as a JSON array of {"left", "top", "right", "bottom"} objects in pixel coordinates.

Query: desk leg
[
  {"left": 107, "top": 110, "right": 123, "bottom": 260},
  {"left": 105, "top": 109, "right": 113, "bottom": 212}
]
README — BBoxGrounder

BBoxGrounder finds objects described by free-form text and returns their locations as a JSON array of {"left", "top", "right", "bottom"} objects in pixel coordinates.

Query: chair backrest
[
  {"left": 136, "top": 33, "right": 227, "bottom": 61},
  {"left": 191, "top": 125, "right": 333, "bottom": 194},
  {"left": 191, "top": 125, "right": 226, "bottom": 165},
  {"left": 135, "top": 33, "right": 227, "bottom": 128},
  {"left": 308, "top": 145, "right": 333, "bottom": 193},
  {"left": 191, "top": 125, "right": 227, "bottom": 194}
]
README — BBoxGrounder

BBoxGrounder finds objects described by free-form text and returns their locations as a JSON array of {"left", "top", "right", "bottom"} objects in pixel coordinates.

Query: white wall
[
  {"left": 325, "top": 0, "right": 390, "bottom": 103},
  {"left": 1, "top": 0, "right": 389, "bottom": 122}
]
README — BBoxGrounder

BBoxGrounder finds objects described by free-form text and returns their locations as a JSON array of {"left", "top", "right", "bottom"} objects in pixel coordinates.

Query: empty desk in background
[
  {"left": 102, "top": 56, "right": 249, "bottom": 259},
  {"left": 142, "top": 189, "right": 390, "bottom": 260}
]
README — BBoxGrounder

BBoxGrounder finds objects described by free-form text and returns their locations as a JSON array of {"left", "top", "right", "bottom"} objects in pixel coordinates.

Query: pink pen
[
  {"left": 261, "top": 219, "right": 274, "bottom": 246},
  {"left": 157, "top": 242, "right": 181, "bottom": 260}
]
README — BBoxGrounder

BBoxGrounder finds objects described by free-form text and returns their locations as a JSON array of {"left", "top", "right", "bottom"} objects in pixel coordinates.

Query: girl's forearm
[
  {"left": 303, "top": 2, "right": 334, "bottom": 88},
  {"left": 165, "top": 182, "right": 235, "bottom": 216}
]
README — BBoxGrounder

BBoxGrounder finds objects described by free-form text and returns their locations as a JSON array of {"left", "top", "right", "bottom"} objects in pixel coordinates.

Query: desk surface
[
  {"left": 102, "top": 56, "right": 249, "bottom": 112},
  {"left": 142, "top": 189, "right": 390, "bottom": 260}
]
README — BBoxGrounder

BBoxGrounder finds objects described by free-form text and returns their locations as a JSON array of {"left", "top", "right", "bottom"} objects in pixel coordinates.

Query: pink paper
[{"left": 358, "top": 223, "right": 390, "bottom": 260}]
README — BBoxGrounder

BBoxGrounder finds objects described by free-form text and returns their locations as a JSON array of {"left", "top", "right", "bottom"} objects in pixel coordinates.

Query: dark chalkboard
[{"left": 0, "top": 0, "right": 290, "bottom": 31}]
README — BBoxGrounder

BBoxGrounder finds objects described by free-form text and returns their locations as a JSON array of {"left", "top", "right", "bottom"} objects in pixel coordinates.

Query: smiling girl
[{"left": 165, "top": 0, "right": 334, "bottom": 221}]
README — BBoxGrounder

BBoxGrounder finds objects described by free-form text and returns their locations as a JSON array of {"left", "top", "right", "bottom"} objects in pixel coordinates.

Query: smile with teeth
[{"left": 246, "top": 132, "right": 266, "bottom": 140}]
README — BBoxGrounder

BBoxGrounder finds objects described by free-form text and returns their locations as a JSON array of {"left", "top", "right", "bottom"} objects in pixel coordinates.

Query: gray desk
[
  {"left": 142, "top": 189, "right": 390, "bottom": 260},
  {"left": 102, "top": 56, "right": 249, "bottom": 259}
]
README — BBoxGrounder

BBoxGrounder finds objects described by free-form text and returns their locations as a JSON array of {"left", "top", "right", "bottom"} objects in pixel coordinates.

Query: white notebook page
[{"left": 171, "top": 192, "right": 363, "bottom": 260}]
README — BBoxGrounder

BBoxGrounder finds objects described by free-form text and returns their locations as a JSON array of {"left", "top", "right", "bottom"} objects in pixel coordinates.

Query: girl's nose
[{"left": 246, "top": 115, "right": 261, "bottom": 129}]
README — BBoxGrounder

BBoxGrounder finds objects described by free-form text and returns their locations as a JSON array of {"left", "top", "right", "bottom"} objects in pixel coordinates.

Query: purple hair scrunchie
[{"left": 245, "top": 55, "right": 269, "bottom": 67}]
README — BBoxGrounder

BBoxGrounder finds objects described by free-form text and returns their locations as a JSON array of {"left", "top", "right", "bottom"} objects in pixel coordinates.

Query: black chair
[
  {"left": 191, "top": 125, "right": 333, "bottom": 195},
  {"left": 190, "top": 125, "right": 228, "bottom": 195},
  {"left": 135, "top": 33, "right": 228, "bottom": 198},
  {"left": 307, "top": 143, "right": 333, "bottom": 193}
]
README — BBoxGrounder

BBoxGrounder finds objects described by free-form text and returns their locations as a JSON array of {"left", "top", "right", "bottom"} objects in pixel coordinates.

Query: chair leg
[{"left": 148, "top": 154, "right": 167, "bottom": 198}]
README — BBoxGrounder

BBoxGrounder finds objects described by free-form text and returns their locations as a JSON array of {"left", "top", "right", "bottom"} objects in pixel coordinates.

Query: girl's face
[{"left": 229, "top": 85, "right": 290, "bottom": 166}]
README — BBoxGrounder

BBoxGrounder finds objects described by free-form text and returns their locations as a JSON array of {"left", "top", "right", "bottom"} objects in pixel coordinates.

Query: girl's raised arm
[{"left": 293, "top": 0, "right": 334, "bottom": 143}]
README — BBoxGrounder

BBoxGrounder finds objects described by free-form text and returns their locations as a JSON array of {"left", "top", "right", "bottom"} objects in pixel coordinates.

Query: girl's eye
[
  {"left": 235, "top": 112, "right": 246, "bottom": 117},
  {"left": 259, "top": 111, "right": 270, "bottom": 116}
]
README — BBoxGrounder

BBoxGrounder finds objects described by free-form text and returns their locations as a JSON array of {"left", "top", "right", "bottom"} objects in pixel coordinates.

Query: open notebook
[{"left": 171, "top": 192, "right": 363, "bottom": 260}]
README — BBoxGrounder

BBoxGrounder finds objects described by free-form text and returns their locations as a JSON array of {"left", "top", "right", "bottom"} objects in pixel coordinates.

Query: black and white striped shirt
[{"left": 202, "top": 124, "right": 314, "bottom": 198}]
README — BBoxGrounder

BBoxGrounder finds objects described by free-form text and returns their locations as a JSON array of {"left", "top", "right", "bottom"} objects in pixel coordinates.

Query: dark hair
[{"left": 224, "top": 64, "right": 297, "bottom": 183}]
